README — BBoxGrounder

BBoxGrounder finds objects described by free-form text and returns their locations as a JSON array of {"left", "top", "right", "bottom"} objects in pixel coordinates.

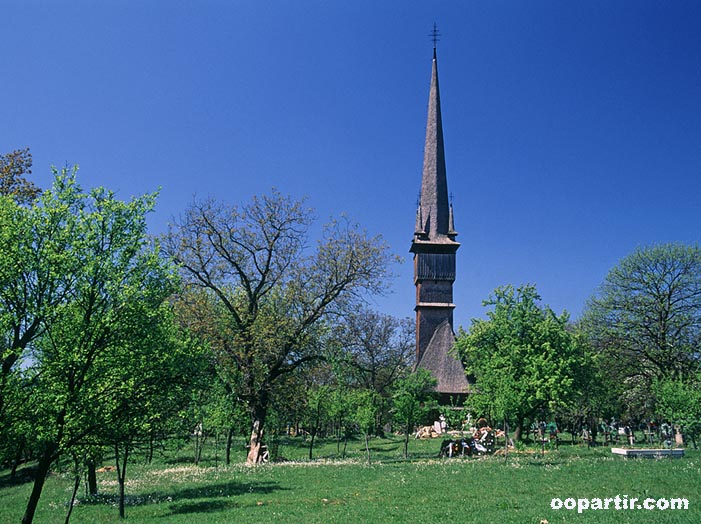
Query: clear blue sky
[{"left": 3, "top": 1, "right": 700, "bottom": 327}]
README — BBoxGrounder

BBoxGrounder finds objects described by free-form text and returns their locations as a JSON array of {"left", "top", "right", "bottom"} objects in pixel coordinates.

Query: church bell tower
[{"left": 411, "top": 41, "right": 469, "bottom": 396}]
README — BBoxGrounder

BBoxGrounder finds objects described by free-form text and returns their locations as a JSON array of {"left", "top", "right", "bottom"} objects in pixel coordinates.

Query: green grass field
[{"left": 1, "top": 436, "right": 699, "bottom": 523}]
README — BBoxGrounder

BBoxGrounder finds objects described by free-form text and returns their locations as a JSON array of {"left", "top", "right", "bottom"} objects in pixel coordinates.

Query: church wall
[{"left": 416, "top": 279, "right": 453, "bottom": 305}]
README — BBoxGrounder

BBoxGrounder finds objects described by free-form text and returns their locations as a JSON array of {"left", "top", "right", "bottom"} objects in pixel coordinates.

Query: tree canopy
[
  {"left": 162, "top": 190, "right": 396, "bottom": 463},
  {"left": 331, "top": 309, "right": 414, "bottom": 396},
  {"left": 0, "top": 148, "right": 41, "bottom": 205},
  {"left": 456, "top": 284, "right": 585, "bottom": 440},
  {"left": 0, "top": 167, "right": 200, "bottom": 524},
  {"left": 584, "top": 243, "right": 701, "bottom": 382}
]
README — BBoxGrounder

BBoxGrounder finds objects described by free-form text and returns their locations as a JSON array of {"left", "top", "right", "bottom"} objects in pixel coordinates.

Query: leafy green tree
[
  {"left": 351, "top": 389, "right": 380, "bottom": 465},
  {"left": 456, "top": 284, "right": 584, "bottom": 441},
  {"left": 0, "top": 148, "right": 41, "bottom": 205},
  {"left": 583, "top": 243, "right": 701, "bottom": 419},
  {"left": 584, "top": 243, "right": 701, "bottom": 380},
  {"left": 303, "top": 385, "right": 331, "bottom": 460},
  {"left": 0, "top": 170, "right": 81, "bottom": 423},
  {"left": 0, "top": 147, "right": 41, "bottom": 397},
  {"left": 327, "top": 386, "right": 356, "bottom": 458},
  {"left": 17, "top": 169, "right": 177, "bottom": 524},
  {"left": 96, "top": 305, "right": 201, "bottom": 519},
  {"left": 1, "top": 171, "right": 83, "bottom": 476},
  {"left": 554, "top": 337, "right": 616, "bottom": 444},
  {"left": 392, "top": 368, "right": 437, "bottom": 458},
  {"left": 163, "top": 191, "right": 395, "bottom": 464},
  {"left": 654, "top": 373, "right": 701, "bottom": 449}
]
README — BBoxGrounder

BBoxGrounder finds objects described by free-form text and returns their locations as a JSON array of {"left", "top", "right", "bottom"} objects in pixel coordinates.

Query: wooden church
[{"left": 411, "top": 45, "right": 470, "bottom": 399}]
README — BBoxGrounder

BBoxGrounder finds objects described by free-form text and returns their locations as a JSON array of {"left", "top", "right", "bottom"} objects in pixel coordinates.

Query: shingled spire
[
  {"left": 417, "top": 48, "right": 453, "bottom": 242},
  {"left": 411, "top": 41, "right": 468, "bottom": 398}
]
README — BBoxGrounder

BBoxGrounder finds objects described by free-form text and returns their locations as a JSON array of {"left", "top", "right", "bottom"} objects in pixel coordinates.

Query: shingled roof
[{"left": 415, "top": 319, "right": 469, "bottom": 395}]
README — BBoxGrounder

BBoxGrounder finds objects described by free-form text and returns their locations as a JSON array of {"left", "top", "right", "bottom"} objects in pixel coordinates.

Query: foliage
[
  {"left": 582, "top": 243, "right": 701, "bottom": 420},
  {"left": 0, "top": 170, "right": 83, "bottom": 423},
  {"left": 392, "top": 368, "right": 437, "bottom": 458},
  {"left": 584, "top": 243, "right": 701, "bottom": 381},
  {"left": 654, "top": 373, "right": 701, "bottom": 448},
  {"left": 350, "top": 389, "right": 381, "bottom": 465},
  {"left": 0, "top": 167, "right": 193, "bottom": 523},
  {"left": 327, "top": 385, "right": 357, "bottom": 458},
  {"left": 162, "top": 190, "right": 396, "bottom": 464},
  {"left": 456, "top": 284, "right": 585, "bottom": 439},
  {"left": 0, "top": 148, "right": 41, "bottom": 205},
  {"left": 302, "top": 385, "right": 331, "bottom": 460}
]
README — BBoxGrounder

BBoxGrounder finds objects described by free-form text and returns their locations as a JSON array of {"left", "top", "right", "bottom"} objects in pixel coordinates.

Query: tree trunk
[
  {"left": 21, "top": 443, "right": 58, "bottom": 524},
  {"left": 226, "top": 426, "right": 234, "bottom": 465},
  {"left": 86, "top": 459, "right": 98, "bottom": 496},
  {"left": 589, "top": 417, "right": 598, "bottom": 445},
  {"left": 513, "top": 421, "right": 523, "bottom": 442},
  {"left": 404, "top": 423, "right": 410, "bottom": 459},
  {"left": 64, "top": 471, "right": 80, "bottom": 524},
  {"left": 364, "top": 433, "right": 371, "bottom": 465},
  {"left": 246, "top": 397, "right": 268, "bottom": 465},
  {"left": 147, "top": 434, "right": 154, "bottom": 464},
  {"left": 308, "top": 430, "right": 316, "bottom": 461},
  {"left": 336, "top": 418, "right": 341, "bottom": 455},
  {"left": 115, "top": 444, "right": 129, "bottom": 519},
  {"left": 11, "top": 442, "right": 25, "bottom": 478}
]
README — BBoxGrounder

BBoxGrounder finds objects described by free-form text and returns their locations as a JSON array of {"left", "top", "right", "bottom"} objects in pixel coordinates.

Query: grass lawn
[{"left": 1, "top": 436, "right": 699, "bottom": 523}]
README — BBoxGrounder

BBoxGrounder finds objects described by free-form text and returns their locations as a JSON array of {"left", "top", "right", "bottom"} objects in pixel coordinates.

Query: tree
[
  {"left": 16, "top": 168, "right": 178, "bottom": 524},
  {"left": 163, "top": 190, "right": 395, "bottom": 464},
  {"left": 583, "top": 243, "right": 701, "bottom": 417},
  {"left": 455, "top": 285, "right": 584, "bottom": 441},
  {"left": 329, "top": 310, "right": 414, "bottom": 435},
  {"left": 0, "top": 169, "right": 80, "bottom": 424},
  {"left": 654, "top": 373, "right": 701, "bottom": 449},
  {"left": 332, "top": 309, "right": 414, "bottom": 396},
  {"left": 0, "top": 148, "right": 41, "bottom": 205},
  {"left": 97, "top": 304, "right": 201, "bottom": 519},
  {"left": 327, "top": 385, "right": 356, "bottom": 458},
  {"left": 586, "top": 243, "right": 701, "bottom": 380},
  {"left": 392, "top": 368, "right": 437, "bottom": 458},
  {"left": 303, "top": 385, "right": 331, "bottom": 460},
  {"left": 1, "top": 168, "right": 85, "bottom": 479},
  {"left": 351, "top": 389, "right": 381, "bottom": 465}
]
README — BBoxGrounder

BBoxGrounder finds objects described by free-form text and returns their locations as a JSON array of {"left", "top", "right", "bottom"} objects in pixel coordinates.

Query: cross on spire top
[{"left": 429, "top": 23, "right": 441, "bottom": 49}]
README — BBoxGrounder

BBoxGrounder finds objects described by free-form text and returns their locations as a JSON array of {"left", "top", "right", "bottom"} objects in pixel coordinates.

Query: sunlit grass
[{"left": 1, "top": 436, "right": 699, "bottom": 523}]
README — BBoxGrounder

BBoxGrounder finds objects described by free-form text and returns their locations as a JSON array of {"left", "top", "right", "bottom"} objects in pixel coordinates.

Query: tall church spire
[
  {"left": 416, "top": 48, "right": 456, "bottom": 243},
  {"left": 411, "top": 38, "right": 468, "bottom": 398},
  {"left": 416, "top": 24, "right": 453, "bottom": 242}
]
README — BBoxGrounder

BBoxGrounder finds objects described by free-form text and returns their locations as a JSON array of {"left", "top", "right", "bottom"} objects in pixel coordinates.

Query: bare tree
[
  {"left": 333, "top": 310, "right": 415, "bottom": 396},
  {"left": 163, "top": 190, "right": 395, "bottom": 464}
]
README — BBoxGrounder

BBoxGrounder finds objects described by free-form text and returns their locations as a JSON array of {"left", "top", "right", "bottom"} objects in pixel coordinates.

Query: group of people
[
  {"left": 438, "top": 418, "right": 506, "bottom": 458},
  {"left": 439, "top": 426, "right": 497, "bottom": 458}
]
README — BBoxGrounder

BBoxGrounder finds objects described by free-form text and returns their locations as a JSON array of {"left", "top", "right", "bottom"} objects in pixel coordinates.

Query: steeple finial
[{"left": 429, "top": 23, "right": 441, "bottom": 57}]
